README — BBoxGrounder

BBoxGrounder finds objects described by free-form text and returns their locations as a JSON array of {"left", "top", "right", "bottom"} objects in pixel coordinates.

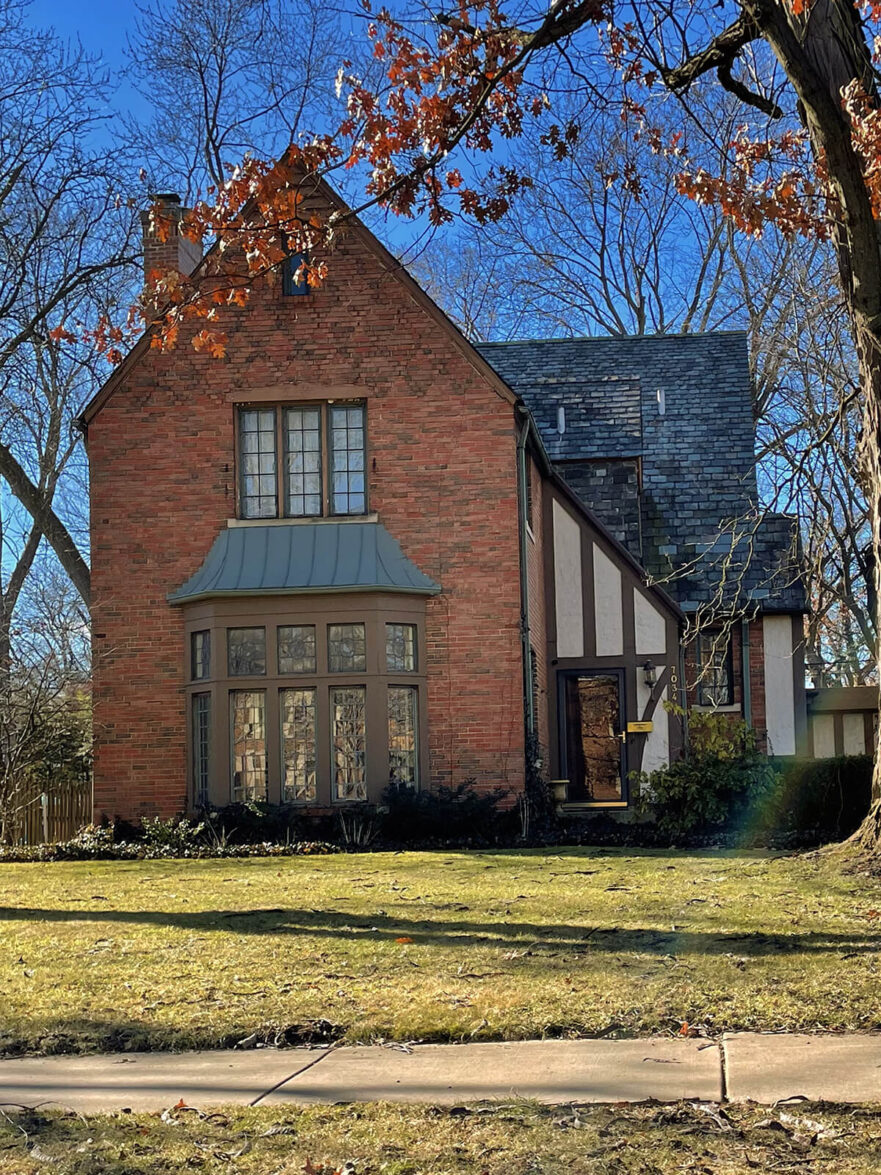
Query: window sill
[
  {"left": 692, "top": 703, "right": 741, "bottom": 714},
  {"left": 228, "top": 514, "right": 378, "bottom": 528}
]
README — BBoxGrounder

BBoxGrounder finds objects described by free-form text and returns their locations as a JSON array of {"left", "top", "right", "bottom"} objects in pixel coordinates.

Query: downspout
[
  {"left": 741, "top": 617, "right": 752, "bottom": 727},
  {"left": 516, "top": 409, "right": 535, "bottom": 736}
]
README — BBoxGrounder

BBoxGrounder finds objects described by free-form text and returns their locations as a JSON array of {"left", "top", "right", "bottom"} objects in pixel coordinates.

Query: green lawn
[
  {"left": 2, "top": 1102, "right": 881, "bottom": 1175},
  {"left": 1, "top": 848, "right": 880, "bottom": 1056}
]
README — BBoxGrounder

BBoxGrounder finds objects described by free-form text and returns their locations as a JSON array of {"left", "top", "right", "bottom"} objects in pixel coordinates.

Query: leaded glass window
[
  {"left": 238, "top": 409, "right": 277, "bottom": 518},
  {"left": 386, "top": 623, "right": 417, "bottom": 672},
  {"left": 328, "top": 623, "right": 366, "bottom": 673},
  {"left": 331, "top": 685, "right": 367, "bottom": 800},
  {"left": 284, "top": 407, "right": 322, "bottom": 516},
  {"left": 192, "top": 692, "right": 211, "bottom": 806},
  {"left": 388, "top": 686, "right": 418, "bottom": 786},
  {"left": 281, "top": 688, "right": 317, "bottom": 802},
  {"left": 228, "top": 627, "right": 266, "bottom": 676},
  {"left": 191, "top": 630, "right": 210, "bottom": 680},
  {"left": 231, "top": 690, "right": 267, "bottom": 801},
  {"left": 329, "top": 404, "right": 366, "bottom": 515},
  {"left": 278, "top": 625, "right": 316, "bottom": 674},
  {"left": 696, "top": 632, "right": 733, "bottom": 707}
]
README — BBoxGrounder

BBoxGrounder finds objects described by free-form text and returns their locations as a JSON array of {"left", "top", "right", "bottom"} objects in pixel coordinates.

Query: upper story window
[
  {"left": 696, "top": 631, "right": 733, "bottom": 707},
  {"left": 237, "top": 402, "right": 366, "bottom": 520}
]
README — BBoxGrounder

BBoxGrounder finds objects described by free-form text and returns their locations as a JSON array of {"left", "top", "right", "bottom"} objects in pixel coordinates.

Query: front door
[{"left": 562, "top": 671, "right": 626, "bottom": 804}]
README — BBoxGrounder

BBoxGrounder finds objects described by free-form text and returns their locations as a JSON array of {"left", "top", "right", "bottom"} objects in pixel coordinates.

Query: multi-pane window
[
  {"left": 281, "top": 688, "right": 317, "bottom": 802},
  {"left": 278, "top": 625, "right": 316, "bottom": 674},
  {"left": 331, "top": 686, "right": 367, "bottom": 800},
  {"left": 328, "top": 623, "right": 367, "bottom": 673},
  {"left": 228, "top": 627, "right": 266, "bottom": 676},
  {"left": 284, "top": 408, "right": 322, "bottom": 516},
  {"left": 236, "top": 403, "right": 366, "bottom": 519},
  {"left": 189, "top": 618, "right": 423, "bottom": 805},
  {"left": 238, "top": 409, "right": 277, "bottom": 519},
  {"left": 192, "top": 693, "right": 211, "bottom": 807},
  {"left": 191, "top": 630, "right": 210, "bottom": 680},
  {"left": 386, "top": 623, "right": 417, "bottom": 672},
  {"left": 230, "top": 690, "right": 267, "bottom": 801},
  {"left": 696, "top": 632, "right": 733, "bottom": 707},
  {"left": 388, "top": 686, "right": 418, "bottom": 787},
  {"left": 329, "top": 405, "right": 366, "bottom": 515}
]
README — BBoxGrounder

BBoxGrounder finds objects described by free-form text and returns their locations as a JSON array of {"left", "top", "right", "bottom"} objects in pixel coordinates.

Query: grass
[
  {"left": 1, "top": 848, "right": 881, "bottom": 1056},
  {"left": 2, "top": 1101, "right": 881, "bottom": 1174}
]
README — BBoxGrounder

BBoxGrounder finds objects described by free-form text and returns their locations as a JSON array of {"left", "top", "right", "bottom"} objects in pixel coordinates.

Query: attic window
[{"left": 282, "top": 252, "right": 310, "bottom": 296}]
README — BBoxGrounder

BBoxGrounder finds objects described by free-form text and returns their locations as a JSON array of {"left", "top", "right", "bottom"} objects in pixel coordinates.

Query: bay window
[{"left": 184, "top": 605, "right": 426, "bottom": 808}]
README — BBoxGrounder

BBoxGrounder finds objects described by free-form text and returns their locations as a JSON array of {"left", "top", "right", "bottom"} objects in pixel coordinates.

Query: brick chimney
[{"left": 140, "top": 193, "right": 202, "bottom": 280}]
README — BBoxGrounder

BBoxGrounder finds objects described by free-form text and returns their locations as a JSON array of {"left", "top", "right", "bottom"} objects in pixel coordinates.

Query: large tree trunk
[{"left": 750, "top": 0, "right": 881, "bottom": 854}]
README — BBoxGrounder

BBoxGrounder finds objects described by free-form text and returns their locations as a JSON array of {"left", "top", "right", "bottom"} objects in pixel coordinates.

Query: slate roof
[
  {"left": 477, "top": 332, "right": 806, "bottom": 614},
  {"left": 169, "top": 521, "right": 440, "bottom": 603}
]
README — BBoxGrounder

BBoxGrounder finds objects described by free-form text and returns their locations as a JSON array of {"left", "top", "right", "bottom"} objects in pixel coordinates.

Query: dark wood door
[{"left": 563, "top": 672, "right": 625, "bottom": 803}]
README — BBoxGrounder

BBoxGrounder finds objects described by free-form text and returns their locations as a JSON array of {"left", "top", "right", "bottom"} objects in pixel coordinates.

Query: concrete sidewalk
[{"left": 0, "top": 1035, "right": 878, "bottom": 1114}]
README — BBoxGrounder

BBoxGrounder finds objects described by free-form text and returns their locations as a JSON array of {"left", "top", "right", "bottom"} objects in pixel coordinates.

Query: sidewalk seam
[
  {"left": 249, "top": 1046, "right": 338, "bottom": 1107},
  {"left": 719, "top": 1036, "right": 729, "bottom": 1103}
]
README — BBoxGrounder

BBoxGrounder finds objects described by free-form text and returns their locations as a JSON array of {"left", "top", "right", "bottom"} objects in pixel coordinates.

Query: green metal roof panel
[{"left": 169, "top": 522, "right": 440, "bottom": 603}]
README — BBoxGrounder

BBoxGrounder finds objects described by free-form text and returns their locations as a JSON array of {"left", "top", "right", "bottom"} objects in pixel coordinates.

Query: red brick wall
[{"left": 88, "top": 226, "right": 525, "bottom": 821}]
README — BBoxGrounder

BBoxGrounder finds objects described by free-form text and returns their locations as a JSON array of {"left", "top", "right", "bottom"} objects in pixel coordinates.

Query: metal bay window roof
[{"left": 169, "top": 521, "right": 440, "bottom": 603}]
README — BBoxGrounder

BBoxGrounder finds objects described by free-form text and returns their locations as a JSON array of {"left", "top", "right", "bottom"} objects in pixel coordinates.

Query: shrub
[
  {"left": 636, "top": 707, "right": 778, "bottom": 841},
  {"left": 758, "top": 755, "right": 873, "bottom": 845},
  {"left": 141, "top": 816, "right": 204, "bottom": 852},
  {"left": 381, "top": 780, "right": 513, "bottom": 845}
]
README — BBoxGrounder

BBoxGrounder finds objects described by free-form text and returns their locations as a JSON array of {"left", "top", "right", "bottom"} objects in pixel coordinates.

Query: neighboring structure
[
  {"left": 806, "top": 686, "right": 877, "bottom": 758},
  {"left": 81, "top": 184, "right": 807, "bottom": 823}
]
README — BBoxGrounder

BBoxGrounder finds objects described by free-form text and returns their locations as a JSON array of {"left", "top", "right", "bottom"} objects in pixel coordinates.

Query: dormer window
[
  {"left": 282, "top": 252, "right": 310, "bottom": 296},
  {"left": 237, "top": 402, "right": 366, "bottom": 519}
]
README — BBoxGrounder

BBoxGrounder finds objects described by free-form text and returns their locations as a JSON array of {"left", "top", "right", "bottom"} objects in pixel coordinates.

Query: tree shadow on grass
[{"left": 2, "top": 905, "right": 879, "bottom": 956}]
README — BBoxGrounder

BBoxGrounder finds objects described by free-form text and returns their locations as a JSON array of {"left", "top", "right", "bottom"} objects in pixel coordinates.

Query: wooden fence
[{"left": 7, "top": 779, "right": 92, "bottom": 845}]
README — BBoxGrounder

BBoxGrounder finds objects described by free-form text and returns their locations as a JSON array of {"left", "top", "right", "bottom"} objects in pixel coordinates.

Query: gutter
[{"left": 516, "top": 407, "right": 535, "bottom": 736}]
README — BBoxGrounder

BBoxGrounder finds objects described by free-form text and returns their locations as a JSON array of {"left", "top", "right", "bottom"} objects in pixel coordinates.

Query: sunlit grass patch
[{"left": 1, "top": 848, "right": 880, "bottom": 1056}]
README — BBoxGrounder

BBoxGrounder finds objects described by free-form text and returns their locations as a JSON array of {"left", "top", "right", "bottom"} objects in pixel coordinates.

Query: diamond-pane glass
[
  {"left": 331, "top": 686, "right": 367, "bottom": 800},
  {"left": 281, "top": 688, "right": 317, "bottom": 802},
  {"left": 278, "top": 625, "right": 316, "bottom": 674},
  {"left": 230, "top": 690, "right": 267, "bottom": 801},
  {"left": 328, "top": 623, "right": 366, "bottom": 672},
  {"left": 284, "top": 407, "right": 322, "bottom": 516},
  {"left": 386, "top": 623, "right": 416, "bottom": 672},
  {"left": 388, "top": 687, "right": 418, "bottom": 787},
  {"left": 239, "top": 409, "right": 277, "bottom": 518},
  {"left": 329, "top": 404, "right": 366, "bottom": 515},
  {"left": 227, "top": 628, "right": 266, "bottom": 676}
]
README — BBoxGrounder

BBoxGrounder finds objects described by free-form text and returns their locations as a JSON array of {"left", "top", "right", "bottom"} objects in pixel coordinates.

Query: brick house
[{"left": 80, "top": 185, "right": 806, "bottom": 823}]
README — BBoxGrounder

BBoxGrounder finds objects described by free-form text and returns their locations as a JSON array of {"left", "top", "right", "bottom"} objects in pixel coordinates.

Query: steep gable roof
[{"left": 80, "top": 178, "right": 516, "bottom": 427}]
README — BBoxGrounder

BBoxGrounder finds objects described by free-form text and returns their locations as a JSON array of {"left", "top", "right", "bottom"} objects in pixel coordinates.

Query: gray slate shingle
[{"left": 478, "top": 332, "right": 806, "bottom": 614}]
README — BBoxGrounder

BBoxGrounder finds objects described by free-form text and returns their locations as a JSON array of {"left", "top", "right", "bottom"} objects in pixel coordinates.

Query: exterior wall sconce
[{"left": 643, "top": 660, "right": 657, "bottom": 687}]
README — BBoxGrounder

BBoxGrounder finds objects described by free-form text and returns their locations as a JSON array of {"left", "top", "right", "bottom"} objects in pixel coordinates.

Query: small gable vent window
[{"left": 282, "top": 252, "right": 310, "bottom": 296}]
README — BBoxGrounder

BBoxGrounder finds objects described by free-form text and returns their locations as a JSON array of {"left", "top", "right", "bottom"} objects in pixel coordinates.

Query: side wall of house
[{"left": 88, "top": 226, "right": 525, "bottom": 821}]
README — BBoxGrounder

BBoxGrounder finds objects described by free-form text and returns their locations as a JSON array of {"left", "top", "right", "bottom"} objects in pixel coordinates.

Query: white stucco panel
[
  {"left": 633, "top": 589, "right": 666, "bottom": 656},
  {"left": 812, "top": 713, "right": 835, "bottom": 759},
  {"left": 843, "top": 713, "right": 866, "bottom": 756},
  {"left": 552, "top": 500, "right": 584, "bottom": 658},
  {"left": 636, "top": 681, "right": 670, "bottom": 775},
  {"left": 593, "top": 543, "right": 624, "bottom": 657},
  {"left": 763, "top": 615, "right": 796, "bottom": 756}
]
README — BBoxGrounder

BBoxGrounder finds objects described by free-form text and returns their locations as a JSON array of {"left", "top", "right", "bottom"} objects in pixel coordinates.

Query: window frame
[
  {"left": 235, "top": 401, "right": 367, "bottom": 520},
  {"left": 695, "top": 631, "right": 734, "bottom": 708},
  {"left": 184, "top": 600, "right": 427, "bottom": 808}
]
